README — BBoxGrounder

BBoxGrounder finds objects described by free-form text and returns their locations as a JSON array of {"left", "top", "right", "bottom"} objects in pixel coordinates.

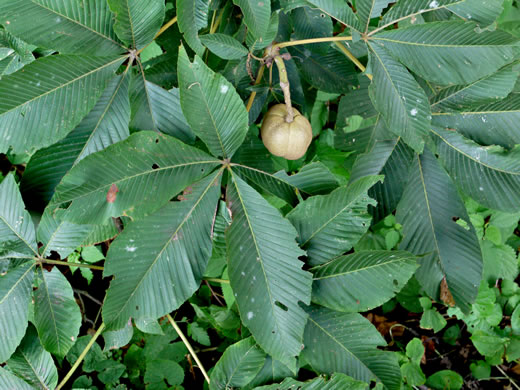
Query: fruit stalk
[{"left": 273, "top": 55, "right": 294, "bottom": 123}]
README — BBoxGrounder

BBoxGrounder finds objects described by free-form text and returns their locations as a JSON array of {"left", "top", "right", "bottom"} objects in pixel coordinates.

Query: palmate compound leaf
[
  {"left": 367, "top": 43, "right": 431, "bottom": 153},
  {"left": 0, "top": 175, "right": 38, "bottom": 260},
  {"left": 311, "top": 251, "right": 418, "bottom": 313},
  {"left": 396, "top": 148, "right": 483, "bottom": 312},
  {"left": 21, "top": 73, "right": 131, "bottom": 210},
  {"left": 49, "top": 131, "right": 221, "bottom": 225},
  {"left": 6, "top": 324, "right": 58, "bottom": 390},
  {"left": 226, "top": 171, "right": 312, "bottom": 368},
  {"left": 370, "top": 21, "right": 520, "bottom": 86},
  {"left": 0, "top": 261, "right": 36, "bottom": 363},
  {"left": 302, "top": 305, "right": 401, "bottom": 390},
  {"left": 102, "top": 171, "right": 222, "bottom": 330},
  {"left": 287, "top": 176, "right": 382, "bottom": 266},
  {"left": 0, "top": 0, "right": 126, "bottom": 55},
  {"left": 33, "top": 267, "right": 82, "bottom": 359},
  {"left": 432, "top": 93, "right": 520, "bottom": 149},
  {"left": 210, "top": 337, "right": 266, "bottom": 390},
  {"left": 107, "top": 0, "right": 164, "bottom": 50},
  {"left": 431, "top": 126, "right": 520, "bottom": 212},
  {"left": 178, "top": 46, "right": 249, "bottom": 159},
  {"left": 0, "top": 54, "right": 124, "bottom": 155}
]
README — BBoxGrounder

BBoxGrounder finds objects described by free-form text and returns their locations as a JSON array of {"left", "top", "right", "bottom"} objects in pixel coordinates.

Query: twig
[
  {"left": 40, "top": 258, "right": 104, "bottom": 270},
  {"left": 56, "top": 323, "right": 106, "bottom": 390},
  {"left": 166, "top": 314, "right": 211, "bottom": 384},
  {"left": 204, "top": 277, "right": 230, "bottom": 284},
  {"left": 496, "top": 365, "right": 520, "bottom": 390},
  {"left": 333, "top": 41, "right": 372, "bottom": 80},
  {"left": 246, "top": 64, "right": 265, "bottom": 113},
  {"left": 73, "top": 289, "right": 103, "bottom": 306},
  {"left": 272, "top": 36, "right": 352, "bottom": 50}
]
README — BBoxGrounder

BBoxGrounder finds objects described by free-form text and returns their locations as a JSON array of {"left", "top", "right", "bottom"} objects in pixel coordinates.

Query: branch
[
  {"left": 56, "top": 323, "right": 106, "bottom": 390},
  {"left": 166, "top": 314, "right": 211, "bottom": 384}
]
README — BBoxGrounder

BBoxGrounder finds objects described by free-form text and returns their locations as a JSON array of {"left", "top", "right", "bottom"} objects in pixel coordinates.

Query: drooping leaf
[
  {"left": 396, "top": 149, "right": 483, "bottom": 312},
  {"left": 254, "top": 373, "right": 369, "bottom": 390},
  {"left": 0, "top": 54, "right": 124, "bottom": 155},
  {"left": 349, "top": 119, "right": 414, "bottom": 221},
  {"left": 432, "top": 93, "right": 520, "bottom": 149},
  {"left": 200, "top": 33, "right": 249, "bottom": 60},
  {"left": 6, "top": 324, "right": 58, "bottom": 390},
  {"left": 233, "top": 162, "right": 338, "bottom": 206},
  {"left": 0, "top": 261, "right": 35, "bottom": 363},
  {"left": 302, "top": 305, "right": 401, "bottom": 390},
  {"left": 311, "top": 250, "right": 417, "bottom": 312},
  {"left": 380, "top": 0, "right": 488, "bottom": 28},
  {"left": 0, "top": 367, "right": 34, "bottom": 390},
  {"left": 50, "top": 131, "right": 220, "bottom": 225},
  {"left": 21, "top": 74, "right": 131, "bottom": 210},
  {"left": 33, "top": 267, "right": 82, "bottom": 359},
  {"left": 0, "top": 0, "right": 126, "bottom": 55},
  {"left": 367, "top": 43, "right": 431, "bottom": 153},
  {"left": 0, "top": 175, "right": 37, "bottom": 259},
  {"left": 178, "top": 46, "right": 248, "bottom": 158},
  {"left": 247, "top": 356, "right": 295, "bottom": 388},
  {"left": 129, "top": 70, "right": 194, "bottom": 143},
  {"left": 291, "top": 6, "right": 333, "bottom": 55},
  {"left": 233, "top": 0, "right": 272, "bottom": 38},
  {"left": 289, "top": 45, "right": 357, "bottom": 94},
  {"left": 0, "top": 29, "right": 34, "bottom": 77},
  {"left": 431, "top": 126, "right": 520, "bottom": 212},
  {"left": 226, "top": 172, "right": 312, "bottom": 367},
  {"left": 107, "top": 0, "right": 165, "bottom": 50},
  {"left": 370, "top": 21, "right": 520, "bottom": 85},
  {"left": 306, "top": 0, "right": 362, "bottom": 32},
  {"left": 176, "top": 0, "right": 209, "bottom": 56},
  {"left": 103, "top": 319, "right": 133, "bottom": 351},
  {"left": 37, "top": 209, "right": 92, "bottom": 259},
  {"left": 210, "top": 337, "right": 266, "bottom": 390},
  {"left": 102, "top": 171, "right": 221, "bottom": 329},
  {"left": 287, "top": 176, "right": 382, "bottom": 266},
  {"left": 430, "top": 64, "right": 520, "bottom": 113},
  {"left": 446, "top": 0, "right": 505, "bottom": 27}
]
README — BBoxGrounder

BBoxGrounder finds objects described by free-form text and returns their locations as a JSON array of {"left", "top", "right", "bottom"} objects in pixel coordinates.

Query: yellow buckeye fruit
[{"left": 260, "top": 104, "right": 312, "bottom": 160}]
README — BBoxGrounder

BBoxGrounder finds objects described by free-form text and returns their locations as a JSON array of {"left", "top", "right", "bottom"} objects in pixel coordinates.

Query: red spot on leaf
[{"left": 107, "top": 184, "right": 118, "bottom": 203}]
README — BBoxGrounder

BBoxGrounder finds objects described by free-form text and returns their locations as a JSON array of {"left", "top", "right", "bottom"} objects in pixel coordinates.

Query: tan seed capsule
[{"left": 260, "top": 104, "right": 312, "bottom": 160}]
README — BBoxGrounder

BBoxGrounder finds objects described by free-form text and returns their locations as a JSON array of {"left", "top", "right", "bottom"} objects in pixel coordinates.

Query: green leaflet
[
  {"left": 102, "top": 171, "right": 222, "bottom": 329},
  {"left": 50, "top": 131, "right": 220, "bottom": 225},
  {"left": 226, "top": 172, "right": 312, "bottom": 367}
]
